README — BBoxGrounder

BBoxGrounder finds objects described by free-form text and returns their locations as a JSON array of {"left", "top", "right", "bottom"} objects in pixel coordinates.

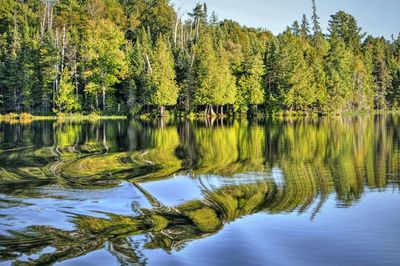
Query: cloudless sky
[{"left": 170, "top": 0, "right": 400, "bottom": 39}]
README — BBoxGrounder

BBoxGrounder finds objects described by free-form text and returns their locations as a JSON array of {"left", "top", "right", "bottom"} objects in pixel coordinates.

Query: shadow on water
[{"left": 0, "top": 115, "right": 399, "bottom": 264}]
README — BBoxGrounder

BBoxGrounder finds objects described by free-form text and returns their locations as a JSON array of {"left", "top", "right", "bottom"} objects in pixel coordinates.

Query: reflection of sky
[
  {"left": 171, "top": 0, "right": 400, "bottom": 39},
  {"left": 2, "top": 174, "right": 400, "bottom": 265},
  {"left": 139, "top": 192, "right": 400, "bottom": 266},
  {"left": 0, "top": 182, "right": 150, "bottom": 233},
  {"left": 141, "top": 175, "right": 203, "bottom": 206}
]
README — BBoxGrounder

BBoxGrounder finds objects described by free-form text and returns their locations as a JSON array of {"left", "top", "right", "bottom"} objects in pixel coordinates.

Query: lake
[{"left": 0, "top": 115, "right": 399, "bottom": 265}]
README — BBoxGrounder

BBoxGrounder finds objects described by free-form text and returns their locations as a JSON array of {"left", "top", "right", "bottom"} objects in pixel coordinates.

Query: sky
[{"left": 170, "top": 0, "right": 400, "bottom": 39}]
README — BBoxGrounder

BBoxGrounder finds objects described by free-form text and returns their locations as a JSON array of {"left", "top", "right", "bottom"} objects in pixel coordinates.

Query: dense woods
[{"left": 0, "top": 0, "right": 400, "bottom": 116}]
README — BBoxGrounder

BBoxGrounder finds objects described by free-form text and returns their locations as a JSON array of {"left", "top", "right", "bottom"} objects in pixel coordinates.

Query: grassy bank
[
  {"left": 1, "top": 110, "right": 399, "bottom": 123},
  {"left": 0, "top": 113, "right": 127, "bottom": 122}
]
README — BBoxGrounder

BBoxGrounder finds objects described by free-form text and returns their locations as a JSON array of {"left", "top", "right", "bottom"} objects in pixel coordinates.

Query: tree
[
  {"left": 213, "top": 42, "right": 236, "bottom": 115},
  {"left": 192, "top": 34, "right": 236, "bottom": 116},
  {"left": 328, "top": 11, "right": 364, "bottom": 53},
  {"left": 308, "top": 33, "right": 330, "bottom": 112},
  {"left": 192, "top": 33, "right": 218, "bottom": 113},
  {"left": 301, "top": 14, "right": 310, "bottom": 39},
  {"left": 325, "top": 34, "right": 353, "bottom": 113},
  {"left": 311, "top": 0, "right": 321, "bottom": 36},
  {"left": 363, "top": 36, "right": 393, "bottom": 109},
  {"left": 238, "top": 51, "right": 265, "bottom": 113},
  {"left": 389, "top": 35, "right": 400, "bottom": 108},
  {"left": 148, "top": 37, "right": 179, "bottom": 116},
  {"left": 351, "top": 54, "right": 374, "bottom": 110},
  {"left": 0, "top": 0, "right": 399, "bottom": 117},
  {"left": 55, "top": 68, "right": 80, "bottom": 112},
  {"left": 83, "top": 19, "right": 127, "bottom": 112},
  {"left": 264, "top": 37, "right": 280, "bottom": 113},
  {"left": 268, "top": 30, "right": 314, "bottom": 112},
  {"left": 38, "top": 31, "right": 59, "bottom": 113},
  {"left": 140, "top": 0, "right": 177, "bottom": 39},
  {"left": 291, "top": 20, "right": 300, "bottom": 36}
]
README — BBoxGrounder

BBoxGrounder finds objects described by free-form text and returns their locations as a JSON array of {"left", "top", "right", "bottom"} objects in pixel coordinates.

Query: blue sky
[{"left": 170, "top": 0, "right": 400, "bottom": 39}]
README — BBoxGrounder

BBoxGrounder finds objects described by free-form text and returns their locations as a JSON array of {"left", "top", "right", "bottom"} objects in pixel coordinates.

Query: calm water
[{"left": 0, "top": 116, "right": 399, "bottom": 265}]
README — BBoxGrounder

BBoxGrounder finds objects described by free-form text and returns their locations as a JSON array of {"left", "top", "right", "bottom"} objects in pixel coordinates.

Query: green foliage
[
  {"left": 237, "top": 51, "right": 265, "bottom": 112},
  {"left": 192, "top": 33, "right": 219, "bottom": 106},
  {"left": 0, "top": 0, "right": 399, "bottom": 116},
  {"left": 265, "top": 30, "right": 314, "bottom": 113},
  {"left": 55, "top": 68, "right": 80, "bottom": 112},
  {"left": 325, "top": 34, "right": 353, "bottom": 113},
  {"left": 148, "top": 37, "right": 179, "bottom": 113},
  {"left": 1, "top": 116, "right": 400, "bottom": 263},
  {"left": 192, "top": 34, "right": 236, "bottom": 114},
  {"left": 83, "top": 19, "right": 127, "bottom": 112}
]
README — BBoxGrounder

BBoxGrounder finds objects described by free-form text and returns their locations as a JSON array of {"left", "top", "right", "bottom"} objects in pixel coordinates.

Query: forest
[{"left": 0, "top": 0, "right": 399, "bottom": 117}]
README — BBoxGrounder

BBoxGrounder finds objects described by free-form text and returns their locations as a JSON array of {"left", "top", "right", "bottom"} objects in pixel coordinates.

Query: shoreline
[
  {"left": 0, "top": 113, "right": 127, "bottom": 121},
  {"left": 1, "top": 110, "right": 400, "bottom": 122}
]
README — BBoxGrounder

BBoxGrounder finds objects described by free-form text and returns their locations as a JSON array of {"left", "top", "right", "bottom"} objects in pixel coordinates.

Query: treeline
[{"left": 0, "top": 0, "right": 399, "bottom": 116}]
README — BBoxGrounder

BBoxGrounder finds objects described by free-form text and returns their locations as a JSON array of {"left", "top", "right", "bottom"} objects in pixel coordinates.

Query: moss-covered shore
[{"left": 0, "top": 112, "right": 127, "bottom": 121}]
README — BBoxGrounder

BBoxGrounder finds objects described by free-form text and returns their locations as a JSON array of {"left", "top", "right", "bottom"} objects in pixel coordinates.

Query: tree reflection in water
[{"left": 0, "top": 115, "right": 399, "bottom": 264}]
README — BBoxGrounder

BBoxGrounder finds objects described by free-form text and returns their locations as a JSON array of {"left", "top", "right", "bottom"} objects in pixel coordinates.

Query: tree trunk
[
  {"left": 61, "top": 25, "right": 66, "bottom": 75},
  {"left": 174, "top": 15, "right": 179, "bottom": 46},
  {"left": 14, "top": 88, "right": 17, "bottom": 112},
  {"left": 145, "top": 54, "right": 153, "bottom": 73},
  {"left": 102, "top": 86, "right": 106, "bottom": 111},
  {"left": 160, "top": 105, "right": 165, "bottom": 117},
  {"left": 74, "top": 66, "right": 79, "bottom": 99},
  {"left": 209, "top": 105, "right": 215, "bottom": 117},
  {"left": 221, "top": 105, "right": 224, "bottom": 116}
]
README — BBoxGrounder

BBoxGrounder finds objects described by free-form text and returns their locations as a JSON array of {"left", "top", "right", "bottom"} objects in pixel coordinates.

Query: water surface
[{"left": 0, "top": 116, "right": 399, "bottom": 265}]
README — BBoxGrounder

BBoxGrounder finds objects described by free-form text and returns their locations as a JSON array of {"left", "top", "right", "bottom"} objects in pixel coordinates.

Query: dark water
[{"left": 0, "top": 116, "right": 399, "bottom": 265}]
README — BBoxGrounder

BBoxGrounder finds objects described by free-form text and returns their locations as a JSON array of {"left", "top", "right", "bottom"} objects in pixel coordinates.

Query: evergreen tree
[
  {"left": 38, "top": 32, "right": 59, "bottom": 113},
  {"left": 274, "top": 30, "right": 314, "bottom": 112},
  {"left": 238, "top": 51, "right": 265, "bottom": 113},
  {"left": 291, "top": 20, "right": 300, "bottom": 36},
  {"left": 264, "top": 37, "right": 280, "bottom": 113},
  {"left": 325, "top": 34, "right": 353, "bottom": 113},
  {"left": 213, "top": 42, "right": 236, "bottom": 115},
  {"left": 364, "top": 36, "right": 392, "bottom": 109},
  {"left": 148, "top": 37, "right": 179, "bottom": 116},
  {"left": 328, "top": 11, "right": 364, "bottom": 52},
  {"left": 309, "top": 35, "right": 330, "bottom": 112},
  {"left": 0, "top": 0, "right": 398, "bottom": 116},
  {"left": 311, "top": 0, "right": 321, "bottom": 36},
  {"left": 301, "top": 14, "right": 310, "bottom": 39},
  {"left": 192, "top": 33, "right": 218, "bottom": 113}
]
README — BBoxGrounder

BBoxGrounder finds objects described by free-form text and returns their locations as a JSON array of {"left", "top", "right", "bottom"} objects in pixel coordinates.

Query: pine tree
[
  {"left": 0, "top": 0, "right": 398, "bottom": 116},
  {"left": 264, "top": 37, "right": 280, "bottom": 113},
  {"left": 328, "top": 11, "right": 364, "bottom": 53},
  {"left": 311, "top": 0, "right": 321, "bottom": 36},
  {"left": 148, "top": 37, "right": 179, "bottom": 116},
  {"left": 301, "top": 14, "right": 310, "bottom": 39},
  {"left": 38, "top": 31, "right": 59, "bottom": 114},
  {"left": 192, "top": 33, "right": 218, "bottom": 112},
  {"left": 274, "top": 30, "right": 314, "bottom": 112},
  {"left": 325, "top": 34, "right": 353, "bottom": 113},
  {"left": 238, "top": 52, "right": 265, "bottom": 113},
  {"left": 309, "top": 34, "right": 330, "bottom": 112},
  {"left": 351, "top": 54, "right": 374, "bottom": 110},
  {"left": 363, "top": 37, "right": 392, "bottom": 110},
  {"left": 291, "top": 20, "right": 300, "bottom": 36},
  {"left": 213, "top": 42, "right": 236, "bottom": 115}
]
